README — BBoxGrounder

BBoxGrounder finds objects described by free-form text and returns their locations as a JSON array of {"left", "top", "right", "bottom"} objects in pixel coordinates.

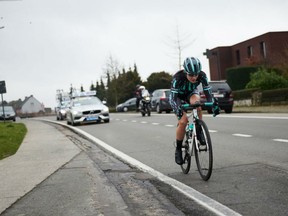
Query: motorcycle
[{"left": 140, "top": 93, "right": 151, "bottom": 117}]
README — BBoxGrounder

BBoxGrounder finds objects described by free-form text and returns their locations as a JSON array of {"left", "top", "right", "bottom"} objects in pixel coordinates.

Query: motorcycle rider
[
  {"left": 135, "top": 85, "right": 149, "bottom": 111},
  {"left": 135, "top": 84, "right": 142, "bottom": 111},
  {"left": 169, "top": 57, "right": 220, "bottom": 165}
]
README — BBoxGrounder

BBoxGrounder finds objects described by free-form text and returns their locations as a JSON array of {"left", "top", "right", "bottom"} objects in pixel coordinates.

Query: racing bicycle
[{"left": 180, "top": 102, "right": 216, "bottom": 181}]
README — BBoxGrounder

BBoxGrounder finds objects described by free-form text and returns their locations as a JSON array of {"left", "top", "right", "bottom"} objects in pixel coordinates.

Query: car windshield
[
  {"left": 60, "top": 101, "right": 70, "bottom": 108},
  {"left": 72, "top": 97, "right": 102, "bottom": 107},
  {"left": 0, "top": 106, "right": 14, "bottom": 113},
  {"left": 164, "top": 90, "right": 171, "bottom": 97},
  {"left": 210, "top": 82, "right": 230, "bottom": 91}
]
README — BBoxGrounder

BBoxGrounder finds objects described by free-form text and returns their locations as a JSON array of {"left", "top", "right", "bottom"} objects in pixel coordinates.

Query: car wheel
[
  {"left": 207, "top": 108, "right": 213, "bottom": 114},
  {"left": 71, "top": 115, "right": 76, "bottom": 126},
  {"left": 225, "top": 107, "right": 233, "bottom": 114},
  {"left": 123, "top": 107, "right": 128, "bottom": 112},
  {"left": 104, "top": 119, "right": 110, "bottom": 123},
  {"left": 156, "top": 104, "right": 162, "bottom": 114}
]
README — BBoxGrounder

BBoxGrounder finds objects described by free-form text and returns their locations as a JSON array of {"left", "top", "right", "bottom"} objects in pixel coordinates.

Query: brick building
[{"left": 205, "top": 31, "right": 288, "bottom": 81}]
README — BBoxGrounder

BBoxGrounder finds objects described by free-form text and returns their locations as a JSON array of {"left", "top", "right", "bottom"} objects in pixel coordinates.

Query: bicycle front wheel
[
  {"left": 194, "top": 119, "right": 213, "bottom": 181},
  {"left": 181, "top": 141, "right": 191, "bottom": 174}
]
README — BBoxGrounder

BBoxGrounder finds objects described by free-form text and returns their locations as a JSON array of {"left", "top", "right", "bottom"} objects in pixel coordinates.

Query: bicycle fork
[{"left": 185, "top": 123, "right": 196, "bottom": 156}]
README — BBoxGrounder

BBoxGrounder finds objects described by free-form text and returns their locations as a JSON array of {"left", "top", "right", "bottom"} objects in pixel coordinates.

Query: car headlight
[
  {"left": 60, "top": 110, "right": 66, "bottom": 114},
  {"left": 72, "top": 110, "right": 80, "bottom": 115},
  {"left": 103, "top": 106, "right": 109, "bottom": 112}
]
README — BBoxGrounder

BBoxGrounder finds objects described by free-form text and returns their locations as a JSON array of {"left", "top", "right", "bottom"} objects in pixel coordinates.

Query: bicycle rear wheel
[
  {"left": 194, "top": 119, "right": 213, "bottom": 181},
  {"left": 181, "top": 141, "right": 191, "bottom": 174}
]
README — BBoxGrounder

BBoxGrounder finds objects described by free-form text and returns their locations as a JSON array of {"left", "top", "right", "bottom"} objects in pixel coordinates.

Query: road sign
[{"left": 0, "top": 81, "right": 7, "bottom": 94}]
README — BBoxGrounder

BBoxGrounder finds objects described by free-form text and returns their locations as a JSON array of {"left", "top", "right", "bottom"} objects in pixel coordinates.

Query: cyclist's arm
[
  {"left": 170, "top": 80, "right": 184, "bottom": 117},
  {"left": 199, "top": 71, "right": 213, "bottom": 103}
]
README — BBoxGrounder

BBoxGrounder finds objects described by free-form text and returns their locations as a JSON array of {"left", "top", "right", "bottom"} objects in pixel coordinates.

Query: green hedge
[
  {"left": 261, "top": 88, "right": 288, "bottom": 103},
  {"left": 233, "top": 88, "right": 260, "bottom": 100},
  {"left": 226, "top": 66, "right": 259, "bottom": 91},
  {"left": 233, "top": 88, "right": 288, "bottom": 105}
]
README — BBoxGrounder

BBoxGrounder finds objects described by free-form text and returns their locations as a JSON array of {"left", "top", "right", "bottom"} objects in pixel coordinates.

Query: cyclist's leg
[
  {"left": 188, "top": 91, "right": 202, "bottom": 120},
  {"left": 176, "top": 113, "right": 188, "bottom": 141},
  {"left": 189, "top": 93, "right": 205, "bottom": 144},
  {"left": 174, "top": 113, "right": 188, "bottom": 165}
]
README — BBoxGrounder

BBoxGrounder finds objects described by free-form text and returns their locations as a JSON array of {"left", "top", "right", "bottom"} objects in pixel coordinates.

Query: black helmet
[{"left": 183, "top": 57, "right": 202, "bottom": 76}]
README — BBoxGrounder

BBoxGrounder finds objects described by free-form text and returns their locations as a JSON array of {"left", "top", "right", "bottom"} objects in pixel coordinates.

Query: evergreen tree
[
  {"left": 80, "top": 85, "right": 85, "bottom": 92},
  {"left": 146, "top": 71, "right": 173, "bottom": 92}
]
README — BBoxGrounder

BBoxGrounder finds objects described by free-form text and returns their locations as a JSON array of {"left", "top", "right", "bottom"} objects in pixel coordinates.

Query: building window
[
  {"left": 260, "top": 41, "right": 266, "bottom": 58},
  {"left": 247, "top": 46, "right": 253, "bottom": 57},
  {"left": 236, "top": 50, "right": 241, "bottom": 65}
]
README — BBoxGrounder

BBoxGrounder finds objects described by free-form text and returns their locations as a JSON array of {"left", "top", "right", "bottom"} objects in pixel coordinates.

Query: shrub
[{"left": 246, "top": 68, "right": 288, "bottom": 90}]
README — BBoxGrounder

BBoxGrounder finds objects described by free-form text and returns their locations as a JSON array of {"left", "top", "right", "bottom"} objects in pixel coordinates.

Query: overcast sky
[{"left": 0, "top": 0, "right": 287, "bottom": 108}]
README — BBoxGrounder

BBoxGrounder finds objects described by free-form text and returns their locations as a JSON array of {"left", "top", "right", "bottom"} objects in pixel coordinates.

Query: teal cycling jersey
[{"left": 169, "top": 70, "right": 213, "bottom": 118}]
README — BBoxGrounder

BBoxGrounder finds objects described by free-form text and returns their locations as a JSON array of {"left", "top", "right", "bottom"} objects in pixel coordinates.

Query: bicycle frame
[
  {"left": 185, "top": 108, "right": 209, "bottom": 156},
  {"left": 181, "top": 102, "right": 214, "bottom": 180}
]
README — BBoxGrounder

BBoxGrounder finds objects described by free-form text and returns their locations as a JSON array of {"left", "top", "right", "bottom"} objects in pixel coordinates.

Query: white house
[{"left": 20, "top": 95, "right": 45, "bottom": 114}]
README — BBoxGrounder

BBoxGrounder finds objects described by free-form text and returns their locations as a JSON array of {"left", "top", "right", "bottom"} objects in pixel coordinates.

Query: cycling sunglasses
[{"left": 186, "top": 72, "right": 198, "bottom": 77}]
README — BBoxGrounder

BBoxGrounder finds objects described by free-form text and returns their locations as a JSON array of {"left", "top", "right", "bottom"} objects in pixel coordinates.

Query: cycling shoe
[{"left": 175, "top": 148, "right": 183, "bottom": 165}]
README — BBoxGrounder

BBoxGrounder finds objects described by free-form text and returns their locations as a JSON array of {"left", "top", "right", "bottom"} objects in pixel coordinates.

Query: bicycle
[{"left": 180, "top": 102, "right": 215, "bottom": 181}]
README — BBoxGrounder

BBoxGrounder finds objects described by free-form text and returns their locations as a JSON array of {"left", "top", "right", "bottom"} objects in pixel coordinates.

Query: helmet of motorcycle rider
[
  {"left": 136, "top": 84, "right": 141, "bottom": 89},
  {"left": 183, "top": 57, "right": 202, "bottom": 76},
  {"left": 138, "top": 85, "right": 145, "bottom": 90}
]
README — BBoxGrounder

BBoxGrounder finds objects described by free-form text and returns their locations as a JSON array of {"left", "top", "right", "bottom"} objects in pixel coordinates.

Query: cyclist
[{"left": 169, "top": 57, "right": 220, "bottom": 165}]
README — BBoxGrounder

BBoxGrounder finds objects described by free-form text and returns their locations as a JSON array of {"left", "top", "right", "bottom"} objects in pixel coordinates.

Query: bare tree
[
  {"left": 103, "top": 54, "right": 121, "bottom": 105},
  {"left": 165, "top": 22, "right": 196, "bottom": 70},
  {"left": 104, "top": 54, "right": 121, "bottom": 79}
]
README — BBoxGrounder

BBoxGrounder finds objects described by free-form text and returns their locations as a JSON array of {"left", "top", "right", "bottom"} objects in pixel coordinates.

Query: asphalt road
[{"left": 78, "top": 112, "right": 288, "bottom": 216}]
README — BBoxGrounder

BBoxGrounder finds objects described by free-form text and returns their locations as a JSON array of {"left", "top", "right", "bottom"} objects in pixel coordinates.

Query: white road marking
[
  {"left": 131, "top": 120, "right": 137, "bottom": 123},
  {"left": 205, "top": 114, "right": 288, "bottom": 120},
  {"left": 165, "top": 124, "right": 175, "bottom": 127},
  {"left": 233, "top": 133, "right": 253, "bottom": 138},
  {"left": 209, "top": 130, "right": 218, "bottom": 133},
  {"left": 122, "top": 119, "right": 128, "bottom": 122},
  {"left": 152, "top": 123, "right": 160, "bottom": 125},
  {"left": 273, "top": 139, "right": 288, "bottom": 143},
  {"left": 58, "top": 122, "right": 241, "bottom": 216},
  {"left": 140, "top": 121, "right": 147, "bottom": 124}
]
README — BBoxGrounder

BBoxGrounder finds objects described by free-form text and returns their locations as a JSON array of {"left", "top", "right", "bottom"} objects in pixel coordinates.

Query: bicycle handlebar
[
  {"left": 181, "top": 102, "right": 213, "bottom": 110},
  {"left": 181, "top": 102, "right": 219, "bottom": 117}
]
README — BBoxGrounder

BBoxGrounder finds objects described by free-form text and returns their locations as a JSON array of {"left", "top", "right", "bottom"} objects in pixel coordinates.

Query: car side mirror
[{"left": 102, "top": 101, "right": 107, "bottom": 105}]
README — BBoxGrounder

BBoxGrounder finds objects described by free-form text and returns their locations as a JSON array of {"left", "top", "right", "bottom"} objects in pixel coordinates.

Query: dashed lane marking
[
  {"left": 233, "top": 133, "right": 253, "bottom": 138},
  {"left": 273, "top": 139, "right": 288, "bottom": 143},
  {"left": 165, "top": 124, "right": 175, "bottom": 127}
]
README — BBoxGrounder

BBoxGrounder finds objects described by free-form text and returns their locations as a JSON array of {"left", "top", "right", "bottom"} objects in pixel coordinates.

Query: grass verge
[{"left": 0, "top": 122, "right": 27, "bottom": 160}]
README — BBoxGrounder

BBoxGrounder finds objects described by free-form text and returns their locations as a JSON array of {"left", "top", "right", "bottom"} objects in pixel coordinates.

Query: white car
[
  {"left": 56, "top": 101, "right": 70, "bottom": 120},
  {"left": 66, "top": 96, "right": 109, "bottom": 126},
  {"left": 0, "top": 106, "right": 16, "bottom": 121}
]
